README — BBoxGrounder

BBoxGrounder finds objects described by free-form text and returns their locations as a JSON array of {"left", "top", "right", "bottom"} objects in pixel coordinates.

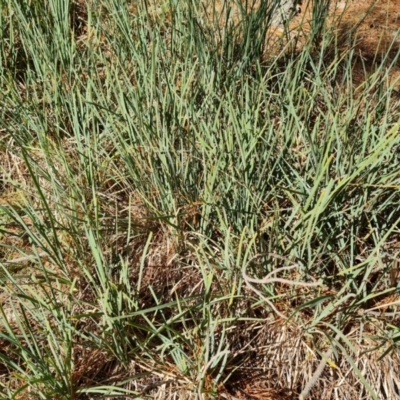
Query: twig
[
  {"left": 242, "top": 253, "right": 322, "bottom": 320},
  {"left": 219, "top": 393, "right": 242, "bottom": 400},
  {"left": 2, "top": 252, "right": 49, "bottom": 265}
]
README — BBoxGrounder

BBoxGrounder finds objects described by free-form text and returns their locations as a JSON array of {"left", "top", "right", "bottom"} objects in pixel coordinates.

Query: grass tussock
[{"left": 1, "top": 0, "right": 400, "bottom": 399}]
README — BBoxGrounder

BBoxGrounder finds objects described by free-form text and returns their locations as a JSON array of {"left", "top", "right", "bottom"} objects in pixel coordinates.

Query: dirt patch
[
  {"left": 206, "top": 0, "right": 400, "bottom": 89},
  {"left": 345, "top": 0, "right": 400, "bottom": 88},
  {"left": 295, "top": 0, "right": 400, "bottom": 88},
  {"left": 341, "top": 0, "right": 400, "bottom": 56}
]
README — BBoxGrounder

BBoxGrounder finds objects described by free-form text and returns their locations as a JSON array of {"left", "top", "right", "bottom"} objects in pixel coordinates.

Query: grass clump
[{"left": 1, "top": 0, "right": 400, "bottom": 398}]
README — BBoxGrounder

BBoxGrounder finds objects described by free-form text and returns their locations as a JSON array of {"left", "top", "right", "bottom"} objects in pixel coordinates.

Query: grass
[{"left": 1, "top": 0, "right": 400, "bottom": 398}]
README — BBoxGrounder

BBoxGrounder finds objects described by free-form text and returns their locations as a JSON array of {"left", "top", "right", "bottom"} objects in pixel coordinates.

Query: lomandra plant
[{"left": 1, "top": 0, "right": 400, "bottom": 398}]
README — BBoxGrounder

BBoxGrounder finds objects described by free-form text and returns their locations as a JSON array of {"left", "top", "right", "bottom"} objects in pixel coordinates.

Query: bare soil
[{"left": 294, "top": 0, "right": 400, "bottom": 89}]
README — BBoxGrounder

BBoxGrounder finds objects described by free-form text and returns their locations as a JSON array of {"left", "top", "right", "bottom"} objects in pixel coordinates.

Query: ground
[{"left": 293, "top": 0, "right": 400, "bottom": 88}]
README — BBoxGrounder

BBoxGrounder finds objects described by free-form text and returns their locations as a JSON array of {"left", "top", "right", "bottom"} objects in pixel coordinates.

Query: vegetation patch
[{"left": 1, "top": 0, "right": 400, "bottom": 399}]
